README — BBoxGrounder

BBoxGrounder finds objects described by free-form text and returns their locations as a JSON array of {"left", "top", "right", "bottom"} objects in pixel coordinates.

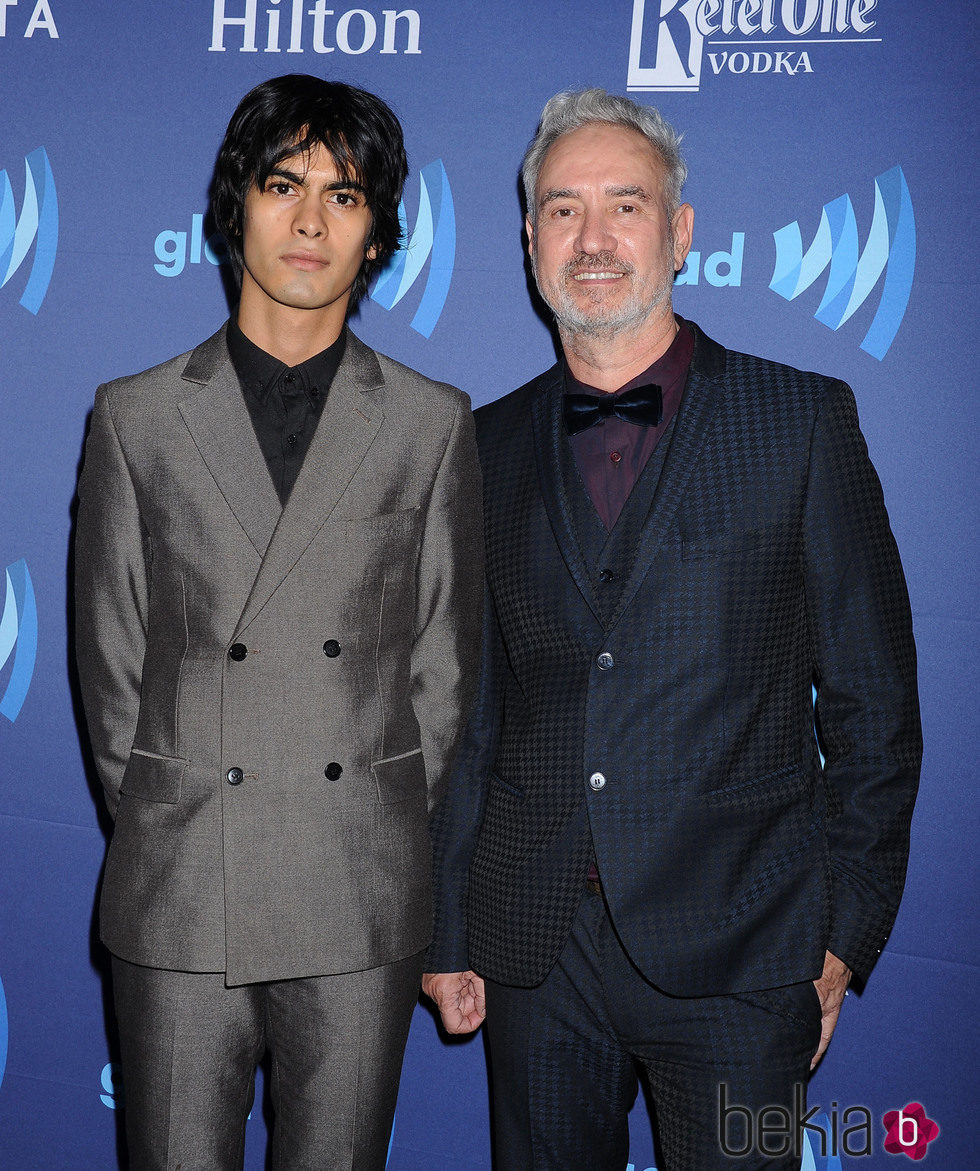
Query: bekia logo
[
  {"left": 628, "top": 0, "right": 879, "bottom": 91},
  {"left": 153, "top": 162, "right": 455, "bottom": 337},
  {"left": 0, "top": 559, "right": 37, "bottom": 723},
  {"left": 1, "top": 147, "right": 58, "bottom": 314},
  {"left": 720, "top": 1084, "right": 940, "bottom": 1162},
  {"left": 883, "top": 1103, "right": 940, "bottom": 1161},
  {"left": 677, "top": 166, "right": 913, "bottom": 359}
]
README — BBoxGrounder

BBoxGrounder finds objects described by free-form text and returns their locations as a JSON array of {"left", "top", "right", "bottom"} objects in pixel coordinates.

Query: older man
[{"left": 424, "top": 89, "right": 920, "bottom": 1169}]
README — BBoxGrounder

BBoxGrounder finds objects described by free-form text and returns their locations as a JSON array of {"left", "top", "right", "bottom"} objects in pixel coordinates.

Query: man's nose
[
  {"left": 576, "top": 208, "right": 616, "bottom": 255},
  {"left": 293, "top": 198, "right": 326, "bottom": 237}
]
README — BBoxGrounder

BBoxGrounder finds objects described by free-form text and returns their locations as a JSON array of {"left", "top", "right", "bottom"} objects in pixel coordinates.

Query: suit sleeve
[
  {"left": 74, "top": 387, "right": 150, "bottom": 818},
  {"left": 803, "top": 380, "right": 922, "bottom": 982},
  {"left": 425, "top": 582, "right": 503, "bottom": 973},
  {"left": 411, "top": 396, "right": 484, "bottom": 814}
]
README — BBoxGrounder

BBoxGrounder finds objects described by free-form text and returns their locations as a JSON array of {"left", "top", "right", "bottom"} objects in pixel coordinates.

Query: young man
[
  {"left": 425, "top": 89, "right": 920, "bottom": 1169},
  {"left": 75, "top": 74, "right": 482, "bottom": 1170}
]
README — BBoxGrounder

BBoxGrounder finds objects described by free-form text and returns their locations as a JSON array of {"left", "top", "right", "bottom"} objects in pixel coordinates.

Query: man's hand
[
  {"left": 810, "top": 950, "right": 852, "bottom": 1070},
  {"left": 422, "top": 971, "right": 486, "bottom": 1034}
]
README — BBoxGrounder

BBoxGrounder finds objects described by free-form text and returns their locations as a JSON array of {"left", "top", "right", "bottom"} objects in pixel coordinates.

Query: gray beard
[{"left": 533, "top": 249, "right": 674, "bottom": 341}]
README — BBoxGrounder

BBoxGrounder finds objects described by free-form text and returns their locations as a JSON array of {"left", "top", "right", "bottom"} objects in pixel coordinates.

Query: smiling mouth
[{"left": 573, "top": 271, "right": 625, "bottom": 281}]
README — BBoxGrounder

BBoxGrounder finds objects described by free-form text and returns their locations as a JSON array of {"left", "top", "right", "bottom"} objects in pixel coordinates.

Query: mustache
[{"left": 562, "top": 252, "right": 634, "bottom": 276}]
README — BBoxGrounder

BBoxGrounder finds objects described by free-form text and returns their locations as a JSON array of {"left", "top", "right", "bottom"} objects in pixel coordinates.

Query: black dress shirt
[{"left": 227, "top": 317, "right": 346, "bottom": 506}]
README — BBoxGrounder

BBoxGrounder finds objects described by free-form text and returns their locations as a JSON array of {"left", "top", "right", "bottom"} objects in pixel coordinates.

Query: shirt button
[
  {"left": 283, "top": 373, "right": 295, "bottom": 384},
  {"left": 610, "top": 451, "right": 622, "bottom": 464},
  {"left": 589, "top": 772, "right": 606, "bottom": 791},
  {"left": 226, "top": 767, "right": 244, "bottom": 785},
  {"left": 597, "top": 652, "right": 615, "bottom": 670},
  {"left": 324, "top": 762, "right": 343, "bottom": 781},
  {"left": 323, "top": 640, "right": 341, "bottom": 658},
  {"left": 228, "top": 643, "right": 247, "bottom": 661},
  {"left": 286, "top": 433, "right": 298, "bottom": 447},
  {"left": 598, "top": 569, "right": 615, "bottom": 583}
]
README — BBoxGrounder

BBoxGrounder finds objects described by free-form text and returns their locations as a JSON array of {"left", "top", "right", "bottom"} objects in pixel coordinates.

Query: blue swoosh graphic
[
  {"left": 0, "top": 560, "right": 38, "bottom": 722},
  {"left": 370, "top": 160, "right": 455, "bottom": 337},
  {"left": 770, "top": 166, "right": 915, "bottom": 360}
]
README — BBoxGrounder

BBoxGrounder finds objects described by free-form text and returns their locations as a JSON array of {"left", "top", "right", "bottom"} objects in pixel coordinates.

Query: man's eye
[
  {"left": 619, "top": 204, "right": 637, "bottom": 213},
  {"left": 268, "top": 181, "right": 292, "bottom": 196}
]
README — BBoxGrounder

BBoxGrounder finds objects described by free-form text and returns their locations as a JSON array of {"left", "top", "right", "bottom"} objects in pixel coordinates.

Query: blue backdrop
[{"left": 1, "top": 1, "right": 976, "bottom": 1166}]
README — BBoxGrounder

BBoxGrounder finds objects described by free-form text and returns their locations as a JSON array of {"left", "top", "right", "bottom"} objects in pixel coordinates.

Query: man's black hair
[{"left": 211, "top": 74, "right": 407, "bottom": 306}]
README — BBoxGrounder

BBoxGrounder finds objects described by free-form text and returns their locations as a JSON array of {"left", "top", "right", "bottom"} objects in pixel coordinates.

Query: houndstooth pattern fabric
[{"left": 428, "top": 321, "right": 920, "bottom": 994}]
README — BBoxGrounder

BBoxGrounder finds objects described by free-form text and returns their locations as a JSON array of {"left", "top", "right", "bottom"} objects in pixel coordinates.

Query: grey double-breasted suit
[{"left": 76, "top": 323, "right": 483, "bottom": 986}]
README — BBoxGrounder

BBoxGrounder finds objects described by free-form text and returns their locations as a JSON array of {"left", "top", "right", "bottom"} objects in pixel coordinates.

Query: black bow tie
[{"left": 563, "top": 383, "right": 663, "bottom": 436}]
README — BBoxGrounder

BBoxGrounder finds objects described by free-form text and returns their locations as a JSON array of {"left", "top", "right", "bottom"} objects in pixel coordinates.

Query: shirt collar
[
  {"left": 564, "top": 316, "right": 694, "bottom": 398},
  {"left": 227, "top": 315, "right": 347, "bottom": 407}
]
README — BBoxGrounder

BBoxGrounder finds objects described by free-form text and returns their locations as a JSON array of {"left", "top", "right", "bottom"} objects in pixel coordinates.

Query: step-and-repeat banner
[{"left": 1, "top": 2, "right": 975, "bottom": 1167}]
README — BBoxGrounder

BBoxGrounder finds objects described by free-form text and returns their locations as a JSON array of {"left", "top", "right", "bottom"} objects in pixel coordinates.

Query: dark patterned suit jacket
[{"left": 428, "top": 321, "right": 921, "bottom": 996}]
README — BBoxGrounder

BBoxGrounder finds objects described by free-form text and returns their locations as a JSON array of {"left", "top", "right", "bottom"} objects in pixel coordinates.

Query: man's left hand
[{"left": 810, "top": 950, "right": 852, "bottom": 1070}]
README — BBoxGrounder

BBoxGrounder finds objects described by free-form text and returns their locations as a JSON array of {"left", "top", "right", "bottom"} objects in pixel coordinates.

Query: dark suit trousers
[
  {"left": 484, "top": 888, "right": 821, "bottom": 1170},
  {"left": 111, "top": 951, "right": 423, "bottom": 1170}
]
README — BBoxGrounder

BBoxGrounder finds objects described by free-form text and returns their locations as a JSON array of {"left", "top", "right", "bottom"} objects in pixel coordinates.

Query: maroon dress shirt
[{"left": 566, "top": 319, "right": 694, "bottom": 530}]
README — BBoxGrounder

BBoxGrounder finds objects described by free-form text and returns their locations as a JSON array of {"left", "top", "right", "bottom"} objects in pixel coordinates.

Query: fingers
[{"left": 421, "top": 971, "right": 487, "bottom": 1035}]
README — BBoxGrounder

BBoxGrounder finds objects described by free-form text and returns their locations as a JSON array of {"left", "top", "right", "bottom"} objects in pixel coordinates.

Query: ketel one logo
[
  {"left": 0, "top": 559, "right": 38, "bottom": 723},
  {"left": 1, "top": 147, "right": 58, "bottom": 315},
  {"left": 370, "top": 160, "right": 454, "bottom": 338},
  {"left": 770, "top": 166, "right": 914, "bottom": 360},
  {"left": 627, "top": 0, "right": 879, "bottom": 92}
]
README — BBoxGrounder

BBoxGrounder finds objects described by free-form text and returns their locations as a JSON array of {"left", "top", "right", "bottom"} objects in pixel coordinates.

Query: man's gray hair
[{"left": 522, "top": 88, "right": 687, "bottom": 221}]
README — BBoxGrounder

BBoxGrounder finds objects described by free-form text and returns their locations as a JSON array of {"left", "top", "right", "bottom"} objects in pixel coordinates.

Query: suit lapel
[
  {"left": 530, "top": 368, "right": 604, "bottom": 625},
  {"left": 606, "top": 346, "right": 724, "bottom": 631},
  {"left": 178, "top": 326, "right": 281, "bottom": 560},
  {"left": 234, "top": 330, "right": 385, "bottom": 636}
]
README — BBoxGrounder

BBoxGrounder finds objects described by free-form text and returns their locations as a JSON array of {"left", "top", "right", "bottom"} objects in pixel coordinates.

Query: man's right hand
[{"left": 422, "top": 971, "right": 486, "bottom": 1034}]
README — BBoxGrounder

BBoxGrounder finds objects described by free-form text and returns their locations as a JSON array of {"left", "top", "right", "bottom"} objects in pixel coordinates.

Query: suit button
[
  {"left": 596, "top": 652, "right": 615, "bottom": 670},
  {"left": 323, "top": 640, "right": 341, "bottom": 658},
  {"left": 598, "top": 569, "right": 615, "bottom": 582},
  {"left": 226, "top": 767, "right": 244, "bottom": 785},
  {"left": 228, "top": 643, "right": 248, "bottom": 661},
  {"left": 589, "top": 772, "right": 606, "bottom": 791},
  {"left": 324, "top": 762, "right": 343, "bottom": 781}
]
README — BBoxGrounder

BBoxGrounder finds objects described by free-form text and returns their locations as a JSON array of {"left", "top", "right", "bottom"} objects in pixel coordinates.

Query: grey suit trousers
[{"left": 112, "top": 952, "right": 424, "bottom": 1170}]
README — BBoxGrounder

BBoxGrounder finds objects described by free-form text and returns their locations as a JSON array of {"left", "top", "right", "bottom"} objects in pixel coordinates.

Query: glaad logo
[
  {"left": 627, "top": 0, "right": 879, "bottom": 91},
  {"left": 100, "top": 1061, "right": 123, "bottom": 1109},
  {"left": 1, "top": 147, "right": 58, "bottom": 314},
  {"left": 0, "top": 559, "right": 38, "bottom": 722},
  {"left": 370, "top": 159, "right": 455, "bottom": 338},
  {"left": 154, "top": 214, "right": 229, "bottom": 277},
  {"left": 769, "top": 166, "right": 914, "bottom": 360}
]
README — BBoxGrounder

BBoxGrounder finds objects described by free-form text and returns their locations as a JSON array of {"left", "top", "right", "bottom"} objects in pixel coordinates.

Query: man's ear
[
  {"left": 525, "top": 214, "right": 535, "bottom": 259},
  {"left": 672, "top": 203, "right": 694, "bottom": 271}
]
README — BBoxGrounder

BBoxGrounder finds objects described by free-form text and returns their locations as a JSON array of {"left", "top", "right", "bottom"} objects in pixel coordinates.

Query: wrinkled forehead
[{"left": 535, "top": 124, "right": 668, "bottom": 208}]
